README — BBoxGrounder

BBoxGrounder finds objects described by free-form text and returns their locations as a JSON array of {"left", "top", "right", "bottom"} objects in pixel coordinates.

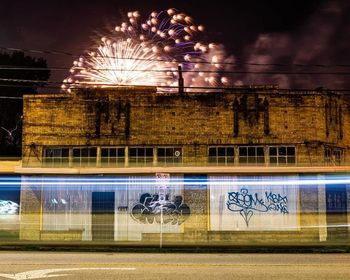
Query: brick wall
[{"left": 22, "top": 86, "right": 349, "bottom": 167}]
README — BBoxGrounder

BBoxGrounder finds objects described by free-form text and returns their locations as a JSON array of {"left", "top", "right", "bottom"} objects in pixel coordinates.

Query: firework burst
[{"left": 62, "top": 8, "right": 234, "bottom": 92}]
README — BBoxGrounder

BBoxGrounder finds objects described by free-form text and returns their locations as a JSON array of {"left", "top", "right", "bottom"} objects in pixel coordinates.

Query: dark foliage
[{"left": 0, "top": 51, "right": 50, "bottom": 158}]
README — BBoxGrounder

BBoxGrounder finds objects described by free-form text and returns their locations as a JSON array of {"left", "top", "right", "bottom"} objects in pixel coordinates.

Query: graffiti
[
  {"left": 0, "top": 200, "right": 19, "bottom": 215},
  {"left": 265, "top": 191, "right": 289, "bottom": 214},
  {"left": 131, "top": 193, "right": 190, "bottom": 225},
  {"left": 226, "top": 188, "right": 288, "bottom": 226}
]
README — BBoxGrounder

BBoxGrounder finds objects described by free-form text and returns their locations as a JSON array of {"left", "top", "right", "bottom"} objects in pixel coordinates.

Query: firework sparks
[{"left": 62, "top": 8, "right": 234, "bottom": 92}]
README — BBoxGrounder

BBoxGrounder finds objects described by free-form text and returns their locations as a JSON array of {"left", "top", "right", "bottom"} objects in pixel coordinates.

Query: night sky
[{"left": 1, "top": 0, "right": 349, "bottom": 90}]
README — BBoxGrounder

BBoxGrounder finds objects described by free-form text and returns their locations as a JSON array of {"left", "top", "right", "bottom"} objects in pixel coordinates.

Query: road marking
[{"left": 0, "top": 267, "right": 136, "bottom": 280}]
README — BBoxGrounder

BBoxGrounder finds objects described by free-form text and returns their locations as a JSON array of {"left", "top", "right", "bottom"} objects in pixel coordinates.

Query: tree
[{"left": 0, "top": 51, "right": 51, "bottom": 158}]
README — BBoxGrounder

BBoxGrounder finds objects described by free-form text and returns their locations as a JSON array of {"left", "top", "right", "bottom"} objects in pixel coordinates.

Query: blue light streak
[{"left": 0, "top": 175, "right": 349, "bottom": 187}]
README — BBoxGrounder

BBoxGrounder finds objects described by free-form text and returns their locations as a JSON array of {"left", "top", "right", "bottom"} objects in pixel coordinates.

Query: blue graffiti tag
[{"left": 226, "top": 188, "right": 289, "bottom": 226}]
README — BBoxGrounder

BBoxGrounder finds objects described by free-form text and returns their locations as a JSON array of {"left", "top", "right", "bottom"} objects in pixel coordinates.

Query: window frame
[
  {"left": 128, "top": 146, "right": 154, "bottom": 166},
  {"left": 157, "top": 147, "right": 183, "bottom": 166},
  {"left": 325, "top": 146, "right": 343, "bottom": 166},
  {"left": 101, "top": 146, "right": 125, "bottom": 167},
  {"left": 43, "top": 147, "right": 70, "bottom": 167},
  {"left": 238, "top": 146, "right": 265, "bottom": 165},
  {"left": 269, "top": 146, "right": 296, "bottom": 166},
  {"left": 208, "top": 146, "right": 235, "bottom": 165},
  {"left": 72, "top": 147, "right": 97, "bottom": 167}
]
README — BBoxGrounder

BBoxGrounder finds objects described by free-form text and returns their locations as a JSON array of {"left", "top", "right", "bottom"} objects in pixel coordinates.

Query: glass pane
[
  {"left": 109, "top": 148, "right": 116, "bottom": 157},
  {"left": 62, "top": 149, "right": 69, "bottom": 157},
  {"left": 158, "top": 148, "right": 165, "bottom": 157},
  {"left": 257, "top": 156, "right": 265, "bottom": 164},
  {"left": 227, "top": 147, "right": 234, "bottom": 156},
  {"left": 88, "top": 157, "right": 96, "bottom": 165},
  {"left": 89, "top": 148, "right": 97, "bottom": 157},
  {"left": 174, "top": 157, "right": 181, "bottom": 163},
  {"left": 45, "top": 149, "right": 53, "bottom": 158},
  {"left": 269, "top": 147, "right": 277, "bottom": 156},
  {"left": 118, "top": 148, "right": 125, "bottom": 157},
  {"left": 73, "top": 149, "right": 80, "bottom": 157},
  {"left": 287, "top": 157, "right": 295, "bottom": 164},
  {"left": 146, "top": 148, "right": 153, "bottom": 157},
  {"left": 137, "top": 148, "right": 144, "bottom": 157},
  {"left": 218, "top": 148, "right": 225, "bottom": 156},
  {"left": 53, "top": 149, "right": 61, "bottom": 157},
  {"left": 270, "top": 156, "right": 277, "bottom": 164},
  {"left": 239, "top": 147, "right": 247, "bottom": 156},
  {"left": 81, "top": 149, "right": 88, "bottom": 158},
  {"left": 107, "top": 157, "right": 116, "bottom": 166},
  {"left": 248, "top": 147, "right": 255, "bottom": 156},
  {"left": 239, "top": 157, "right": 247, "bottom": 164},
  {"left": 165, "top": 148, "right": 173, "bottom": 157},
  {"left": 81, "top": 156, "right": 88, "bottom": 165},
  {"left": 218, "top": 157, "right": 225, "bottom": 164},
  {"left": 129, "top": 148, "right": 137, "bottom": 157},
  {"left": 145, "top": 157, "right": 153, "bottom": 163},
  {"left": 248, "top": 157, "right": 256, "bottom": 164},
  {"left": 278, "top": 147, "right": 286, "bottom": 156},
  {"left": 257, "top": 147, "right": 264, "bottom": 156},
  {"left": 278, "top": 157, "right": 287, "bottom": 164},
  {"left": 208, "top": 156, "right": 217, "bottom": 164},
  {"left": 208, "top": 148, "right": 216, "bottom": 157},
  {"left": 101, "top": 148, "right": 108, "bottom": 157},
  {"left": 287, "top": 147, "right": 295, "bottom": 156}
]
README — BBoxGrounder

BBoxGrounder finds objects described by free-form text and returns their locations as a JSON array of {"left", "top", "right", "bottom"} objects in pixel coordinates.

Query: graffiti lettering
[
  {"left": 227, "top": 188, "right": 289, "bottom": 226},
  {"left": 265, "top": 191, "right": 289, "bottom": 214},
  {"left": 131, "top": 193, "right": 190, "bottom": 225}
]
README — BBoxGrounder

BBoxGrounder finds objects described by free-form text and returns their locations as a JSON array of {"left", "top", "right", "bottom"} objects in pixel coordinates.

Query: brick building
[
  {"left": 17, "top": 85, "right": 350, "bottom": 244},
  {"left": 22, "top": 85, "right": 348, "bottom": 168}
]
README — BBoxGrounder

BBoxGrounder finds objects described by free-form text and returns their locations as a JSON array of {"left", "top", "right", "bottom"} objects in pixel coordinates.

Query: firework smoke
[
  {"left": 240, "top": 1, "right": 350, "bottom": 89},
  {"left": 62, "top": 8, "right": 234, "bottom": 92}
]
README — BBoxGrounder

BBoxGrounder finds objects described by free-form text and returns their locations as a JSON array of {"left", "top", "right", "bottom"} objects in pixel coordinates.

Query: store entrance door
[
  {"left": 326, "top": 184, "right": 348, "bottom": 240},
  {"left": 92, "top": 192, "right": 115, "bottom": 241}
]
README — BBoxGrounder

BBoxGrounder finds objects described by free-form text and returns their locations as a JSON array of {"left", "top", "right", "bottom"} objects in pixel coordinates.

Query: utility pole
[{"left": 178, "top": 65, "right": 184, "bottom": 94}]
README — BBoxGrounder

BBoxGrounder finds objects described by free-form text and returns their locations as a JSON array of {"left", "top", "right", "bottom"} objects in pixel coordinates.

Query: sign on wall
[{"left": 209, "top": 176, "right": 299, "bottom": 231}]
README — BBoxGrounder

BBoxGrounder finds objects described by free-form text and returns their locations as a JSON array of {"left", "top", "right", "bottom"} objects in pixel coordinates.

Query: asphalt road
[{"left": 0, "top": 252, "right": 349, "bottom": 280}]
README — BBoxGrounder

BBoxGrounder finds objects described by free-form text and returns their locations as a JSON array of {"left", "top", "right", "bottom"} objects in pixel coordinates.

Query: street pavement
[{"left": 0, "top": 252, "right": 349, "bottom": 280}]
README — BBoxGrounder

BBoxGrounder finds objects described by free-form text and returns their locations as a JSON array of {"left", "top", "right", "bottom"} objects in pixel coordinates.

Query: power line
[
  {"left": 2, "top": 46, "right": 350, "bottom": 69},
  {"left": 0, "top": 77, "right": 349, "bottom": 94},
  {"left": 1, "top": 66, "right": 350, "bottom": 75},
  {"left": 2, "top": 83, "right": 350, "bottom": 95},
  {"left": 0, "top": 96, "right": 23, "bottom": 100}
]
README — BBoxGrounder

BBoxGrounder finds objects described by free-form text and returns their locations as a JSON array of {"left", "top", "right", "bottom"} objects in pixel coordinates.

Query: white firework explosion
[{"left": 62, "top": 8, "right": 234, "bottom": 92}]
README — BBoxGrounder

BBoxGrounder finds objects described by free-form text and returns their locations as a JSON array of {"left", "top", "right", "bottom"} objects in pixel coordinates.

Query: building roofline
[{"left": 13, "top": 165, "right": 350, "bottom": 175}]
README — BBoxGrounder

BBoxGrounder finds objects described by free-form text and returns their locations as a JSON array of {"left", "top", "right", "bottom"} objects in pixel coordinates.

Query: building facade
[{"left": 16, "top": 86, "right": 350, "bottom": 245}]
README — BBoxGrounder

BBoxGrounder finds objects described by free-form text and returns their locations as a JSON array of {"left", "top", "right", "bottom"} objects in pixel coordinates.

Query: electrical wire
[
  {"left": 0, "top": 66, "right": 350, "bottom": 75},
  {"left": 0, "top": 77, "right": 347, "bottom": 91},
  {"left": 2, "top": 46, "right": 350, "bottom": 68}
]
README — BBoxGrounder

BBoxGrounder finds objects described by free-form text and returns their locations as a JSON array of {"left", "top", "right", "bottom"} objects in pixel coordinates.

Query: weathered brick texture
[{"left": 22, "top": 86, "right": 349, "bottom": 167}]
